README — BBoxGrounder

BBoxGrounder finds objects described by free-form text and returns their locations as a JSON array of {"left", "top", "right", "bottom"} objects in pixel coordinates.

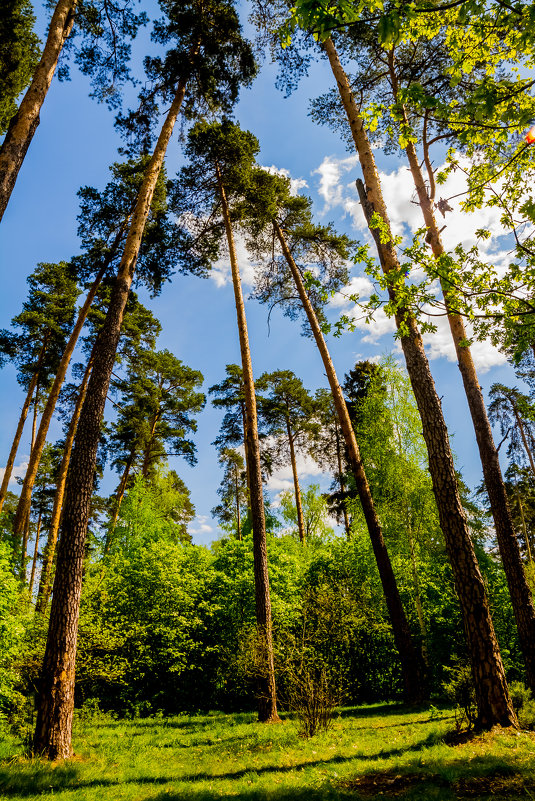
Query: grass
[{"left": 1, "top": 704, "right": 534, "bottom": 800}]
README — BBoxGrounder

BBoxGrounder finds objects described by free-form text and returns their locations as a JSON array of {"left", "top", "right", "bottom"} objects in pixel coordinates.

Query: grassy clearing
[{"left": 1, "top": 704, "right": 534, "bottom": 800}]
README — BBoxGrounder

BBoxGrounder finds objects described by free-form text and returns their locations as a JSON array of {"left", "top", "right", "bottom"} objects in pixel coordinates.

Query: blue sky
[{"left": 0, "top": 1, "right": 517, "bottom": 545}]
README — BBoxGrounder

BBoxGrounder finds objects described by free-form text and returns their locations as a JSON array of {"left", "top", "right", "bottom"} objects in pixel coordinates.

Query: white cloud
[
  {"left": 210, "top": 233, "right": 257, "bottom": 289},
  {"left": 266, "top": 452, "right": 325, "bottom": 492},
  {"left": 0, "top": 460, "right": 28, "bottom": 487},
  {"left": 315, "top": 153, "right": 513, "bottom": 365}
]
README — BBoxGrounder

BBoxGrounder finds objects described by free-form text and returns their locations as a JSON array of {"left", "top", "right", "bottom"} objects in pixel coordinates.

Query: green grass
[{"left": 1, "top": 704, "right": 534, "bottom": 800}]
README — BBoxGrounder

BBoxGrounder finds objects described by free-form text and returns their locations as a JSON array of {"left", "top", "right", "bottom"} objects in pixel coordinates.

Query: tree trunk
[
  {"left": 217, "top": 163, "right": 280, "bottom": 723},
  {"left": 141, "top": 413, "right": 160, "bottom": 478},
  {"left": 35, "top": 357, "right": 93, "bottom": 615},
  {"left": 0, "top": 0, "right": 78, "bottom": 222},
  {"left": 29, "top": 512, "right": 42, "bottom": 597},
  {"left": 20, "top": 387, "right": 40, "bottom": 578},
  {"left": 393, "top": 61, "right": 535, "bottom": 695},
  {"left": 287, "top": 421, "right": 305, "bottom": 543},
  {"left": 274, "top": 218, "right": 427, "bottom": 704},
  {"left": 12, "top": 267, "right": 106, "bottom": 546},
  {"left": 514, "top": 407, "right": 535, "bottom": 479},
  {"left": 334, "top": 420, "right": 351, "bottom": 538},
  {"left": 0, "top": 371, "right": 39, "bottom": 515},
  {"left": 33, "top": 70, "right": 191, "bottom": 760},
  {"left": 235, "top": 465, "right": 242, "bottom": 540},
  {"left": 104, "top": 450, "right": 135, "bottom": 553},
  {"left": 321, "top": 36, "right": 517, "bottom": 726}
]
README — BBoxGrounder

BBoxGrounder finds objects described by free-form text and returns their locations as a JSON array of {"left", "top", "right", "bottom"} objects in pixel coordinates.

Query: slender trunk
[
  {"left": 274, "top": 219, "right": 427, "bottom": 704},
  {"left": 13, "top": 268, "right": 107, "bottom": 546},
  {"left": 35, "top": 357, "right": 93, "bottom": 615},
  {"left": 0, "top": 371, "right": 39, "bottom": 515},
  {"left": 334, "top": 420, "right": 351, "bottom": 538},
  {"left": 217, "top": 163, "right": 279, "bottom": 723},
  {"left": 20, "top": 387, "right": 40, "bottom": 578},
  {"left": 388, "top": 50, "right": 535, "bottom": 694},
  {"left": 322, "top": 36, "right": 517, "bottom": 728},
  {"left": 235, "top": 466, "right": 242, "bottom": 541},
  {"left": 141, "top": 413, "right": 160, "bottom": 478},
  {"left": 408, "top": 524, "right": 429, "bottom": 669},
  {"left": 29, "top": 512, "right": 42, "bottom": 597},
  {"left": 287, "top": 421, "right": 305, "bottom": 543},
  {"left": 0, "top": 0, "right": 78, "bottom": 222},
  {"left": 104, "top": 451, "right": 134, "bottom": 553},
  {"left": 514, "top": 408, "right": 535, "bottom": 479},
  {"left": 33, "top": 67, "right": 192, "bottom": 760},
  {"left": 516, "top": 489, "right": 533, "bottom": 564}
]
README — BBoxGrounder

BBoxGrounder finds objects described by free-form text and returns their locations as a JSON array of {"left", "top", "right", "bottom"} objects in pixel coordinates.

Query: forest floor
[{"left": 1, "top": 704, "right": 535, "bottom": 800}]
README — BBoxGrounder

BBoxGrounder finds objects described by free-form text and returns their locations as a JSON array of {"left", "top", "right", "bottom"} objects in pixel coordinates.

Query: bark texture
[
  {"left": 324, "top": 36, "right": 517, "bottom": 728},
  {"left": 33, "top": 74, "right": 189, "bottom": 760},
  {"left": 0, "top": 0, "right": 77, "bottom": 222},
  {"left": 275, "top": 220, "right": 428, "bottom": 704},
  {"left": 287, "top": 421, "right": 306, "bottom": 543},
  {"left": 218, "top": 164, "right": 280, "bottom": 723}
]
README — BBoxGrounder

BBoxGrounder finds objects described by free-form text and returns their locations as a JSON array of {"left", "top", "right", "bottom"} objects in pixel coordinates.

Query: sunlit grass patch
[{"left": 0, "top": 705, "right": 534, "bottom": 800}]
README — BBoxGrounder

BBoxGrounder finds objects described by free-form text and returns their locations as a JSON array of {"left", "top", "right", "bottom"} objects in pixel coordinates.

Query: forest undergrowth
[{"left": 1, "top": 704, "right": 535, "bottom": 800}]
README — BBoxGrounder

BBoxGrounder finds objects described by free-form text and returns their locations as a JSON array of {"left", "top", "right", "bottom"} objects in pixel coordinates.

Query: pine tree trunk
[
  {"left": 20, "top": 389, "right": 40, "bottom": 578},
  {"left": 287, "top": 422, "right": 305, "bottom": 543},
  {"left": 0, "top": 370, "right": 39, "bottom": 515},
  {"left": 12, "top": 267, "right": 106, "bottom": 546},
  {"left": 104, "top": 451, "right": 134, "bottom": 553},
  {"left": 235, "top": 466, "right": 242, "bottom": 540},
  {"left": 217, "top": 163, "right": 280, "bottom": 723},
  {"left": 514, "top": 408, "right": 535, "bottom": 479},
  {"left": 35, "top": 356, "right": 93, "bottom": 614},
  {"left": 33, "top": 71, "right": 191, "bottom": 760},
  {"left": 274, "top": 219, "right": 427, "bottom": 704},
  {"left": 334, "top": 421, "right": 351, "bottom": 538},
  {"left": 395, "top": 72, "right": 535, "bottom": 694},
  {"left": 141, "top": 413, "right": 160, "bottom": 478},
  {"left": 321, "top": 37, "right": 517, "bottom": 726},
  {"left": 29, "top": 512, "right": 42, "bottom": 597},
  {"left": 0, "top": 0, "right": 78, "bottom": 222}
]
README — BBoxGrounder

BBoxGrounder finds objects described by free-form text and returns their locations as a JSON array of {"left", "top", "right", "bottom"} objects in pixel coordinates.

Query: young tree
[
  {"left": 489, "top": 384, "right": 535, "bottom": 478},
  {"left": 257, "top": 370, "right": 319, "bottom": 544},
  {"left": 33, "top": 0, "right": 256, "bottom": 759},
  {"left": 314, "top": 389, "right": 351, "bottom": 538},
  {"left": 212, "top": 447, "right": 248, "bottom": 540},
  {"left": 279, "top": 483, "right": 334, "bottom": 543}
]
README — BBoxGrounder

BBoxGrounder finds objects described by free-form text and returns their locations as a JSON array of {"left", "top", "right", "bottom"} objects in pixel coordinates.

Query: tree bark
[
  {"left": 321, "top": 37, "right": 517, "bottom": 726},
  {"left": 12, "top": 267, "right": 106, "bottom": 546},
  {"left": 393, "top": 59, "right": 535, "bottom": 695},
  {"left": 217, "top": 163, "right": 280, "bottom": 723},
  {"left": 287, "top": 421, "right": 306, "bottom": 543},
  {"left": 0, "top": 0, "right": 78, "bottom": 222},
  {"left": 33, "top": 70, "right": 191, "bottom": 760},
  {"left": 35, "top": 356, "right": 93, "bottom": 615},
  {"left": 274, "top": 219, "right": 427, "bottom": 704}
]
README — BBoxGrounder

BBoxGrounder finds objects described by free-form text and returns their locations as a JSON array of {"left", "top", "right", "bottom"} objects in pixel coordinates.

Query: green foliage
[
  {"left": 279, "top": 484, "right": 334, "bottom": 543},
  {"left": 0, "top": 0, "right": 40, "bottom": 134},
  {"left": 0, "top": 542, "right": 26, "bottom": 713}
]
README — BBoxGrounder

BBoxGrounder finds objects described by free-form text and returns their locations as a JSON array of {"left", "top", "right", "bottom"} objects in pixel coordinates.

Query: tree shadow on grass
[{"left": 0, "top": 729, "right": 449, "bottom": 798}]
